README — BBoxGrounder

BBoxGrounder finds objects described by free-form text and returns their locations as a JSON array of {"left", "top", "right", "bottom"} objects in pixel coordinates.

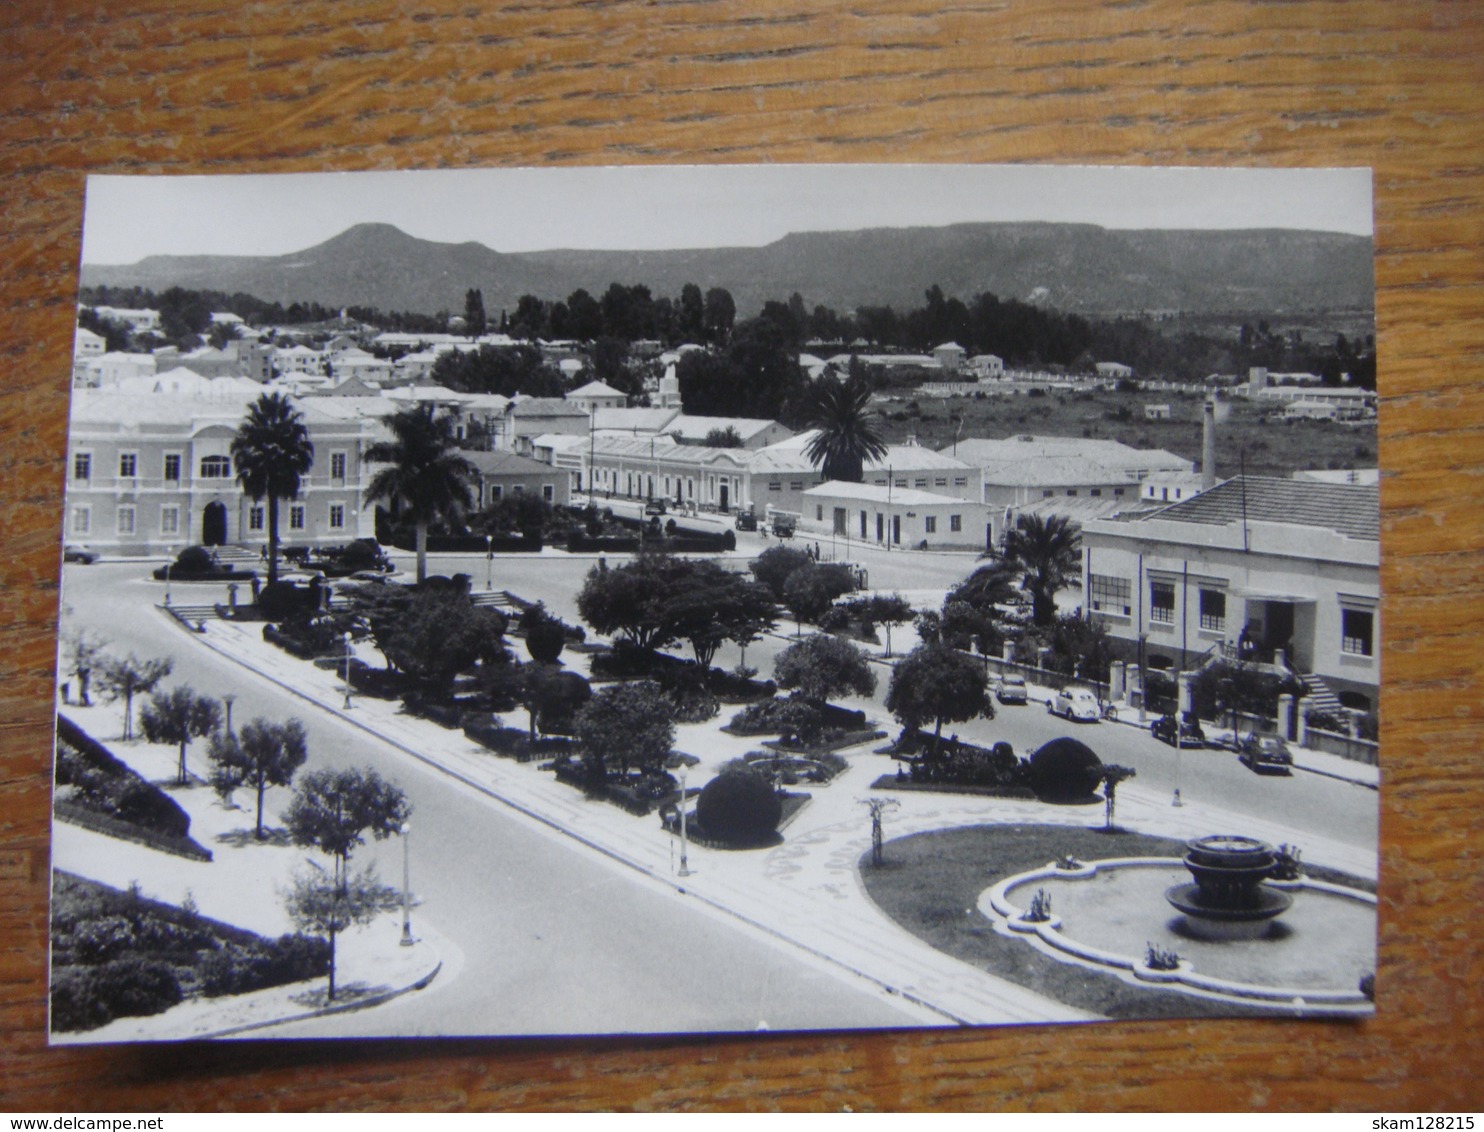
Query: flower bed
[
  {"left": 547, "top": 758, "right": 676, "bottom": 816},
  {"left": 53, "top": 715, "right": 208, "bottom": 857},
  {"left": 761, "top": 728, "right": 887, "bottom": 756},
  {"left": 50, "top": 872, "right": 328, "bottom": 1033},
  {"left": 463, "top": 722, "right": 573, "bottom": 763}
]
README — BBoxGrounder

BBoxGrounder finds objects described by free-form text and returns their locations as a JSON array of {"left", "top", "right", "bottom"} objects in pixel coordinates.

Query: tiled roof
[
  {"left": 1139, "top": 476, "right": 1378, "bottom": 541},
  {"left": 950, "top": 435, "right": 1191, "bottom": 474},
  {"left": 804, "top": 481, "right": 972, "bottom": 507},
  {"left": 465, "top": 450, "right": 561, "bottom": 476},
  {"left": 510, "top": 397, "right": 589, "bottom": 417}
]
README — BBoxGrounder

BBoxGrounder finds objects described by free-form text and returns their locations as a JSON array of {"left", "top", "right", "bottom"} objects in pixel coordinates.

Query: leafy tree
[
  {"left": 591, "top": 337, "right": 634, "bottom": 395},
  {"left": 463, "top": 288, "right": 488, "bottom": 337},
  {"left": 576, "top": 552, "right": 676, "bottom": 652},
  {"left": 523, "top": 667, "right": 592, "bottom": 739},
  {"left": 573, "top": 681, "right": 675, "bottom": 778},
  {"left": 1006, "top": 513, "right": 1081, "bottom": 627},
  {"left": 703, "top": 287, "right": 735, "bottom": 345},
  {"left": 749, "top": 544, "right": 814, "bottom": 600},
  {"left": 946, "top": 562, "right": 1021, "bottom": 612},
  {"left": 139, "top": 686, "right": 222, "bottom": 785},
  {"left": 231, "top": 393, "right": 315, "bottom": 586},
  {"left": 384, "top": 592, "right": 508, "bottom": 690},
  {"left": 862, "top": 593, "right": 914, "bottom": 657},
  {"left": 208, "top": 717, "right": 309, "bottom": 839},
  {"left": 885, "top": 644, "right": 992, "bottom": 757},
  {"left": 662, "top": 561, "right": 776, "bottom": 672},
  {"left": 94, "top": 653, "right": 173, "bottom": 741},
  {"left": 774, "top": 634, "right": 876, "bottom": 705},
  {"left": 781, "top": 562, "right": 856, "bottom": 634},
  {"left": 703, "top": 426, "right": 743, "bottom": 449},
  {"left": 1095, "top": 764, "right": 1137, "bottom": 831},
  {"left": 363, "top": 406, "right": 477, "bottom": 583},
  {"left": 337, "top": 582, "right": 415, "bottom": 670},
  {"left": 429, "top": 343, "right": 563, "bottom": 398},
  {"left": 564, "top": 288, "right": 604, "bottom": 341},
  {"left": 803, "top": 374, "right": 889, "bottom": 483},
  {"left": 284, "top": 861, "right": 400, "bottom": 1002},
  {"left": 285, "top": 767, "right": 411, "bottom": 892},
  {"left": 63, "top": 629, "right": 108, "bottom": 706},
  {"left": 677, "top": 283, "right": 706, "bottom": 343}
]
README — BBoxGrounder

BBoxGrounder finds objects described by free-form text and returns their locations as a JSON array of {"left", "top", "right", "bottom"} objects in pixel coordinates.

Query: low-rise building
[
  {"left": 1081, "top": 476, "right": 1380, "bottom": 711},
  {"left": 565, "top": 379, "right": 628, "bottom": 413},
  {"left": 464, "top": 449, "right": 573, "bottom": 509},
  {"left": 801, "top": 481, "right": 988, "bottom": 551}
]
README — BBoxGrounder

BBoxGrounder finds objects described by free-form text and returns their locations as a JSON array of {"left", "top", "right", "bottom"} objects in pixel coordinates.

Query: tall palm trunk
[
  {"left": 415, "top": 520, "right": 429, "bottom": 584},
  {"left": 266, "top": 497, "right": 281, "bottom": 586}
]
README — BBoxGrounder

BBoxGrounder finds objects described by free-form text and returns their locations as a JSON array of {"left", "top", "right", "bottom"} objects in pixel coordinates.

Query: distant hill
[{"left": 81, "top": 220, "right": 1374, "bottom": 320}]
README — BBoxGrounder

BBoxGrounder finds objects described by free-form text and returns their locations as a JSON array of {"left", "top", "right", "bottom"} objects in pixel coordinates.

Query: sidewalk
[
  {"left": 51, "top": 701, "right": 445, "bottom": 1044},
  {"left": 166, "top": 607, "right": 1377, "bottom": 1029}
]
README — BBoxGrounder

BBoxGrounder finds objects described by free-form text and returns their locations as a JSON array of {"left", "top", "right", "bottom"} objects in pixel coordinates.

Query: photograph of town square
[{"left": 51, "top": 165, "right": 1380, "bottom": 1042}]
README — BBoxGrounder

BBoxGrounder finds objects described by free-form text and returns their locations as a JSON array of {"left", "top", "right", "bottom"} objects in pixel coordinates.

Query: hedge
[
  {"left": 390, "top": 532, "right": 543, "bottom": 554},
  {"left": 54, "top": 715, "right": 196, "bottom": 845}
]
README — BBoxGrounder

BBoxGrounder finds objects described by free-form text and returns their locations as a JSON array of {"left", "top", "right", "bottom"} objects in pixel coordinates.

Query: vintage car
[
  {"left": 1048, "top": 686, "right": 1100, "bottom": 722},
  {"left": 1237, "top": 733, "right": 1295, "bottom": 774},
  {"left": 1151, "top": 713, "right": 1205, "bottom": 748},
  {"left": 63, "top": 544, "right": 99, "bottom": 564},
  {"left": 734, "top": 506, "right": 759, "bottom": 531},
  {"left": 995, "top": 675, "right": 1029, "bottom": 705}
]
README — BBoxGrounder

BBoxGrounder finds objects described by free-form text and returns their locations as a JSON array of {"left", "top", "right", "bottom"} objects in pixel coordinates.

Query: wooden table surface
[{"left": 1, "top": 0, "right": 1479, "bottom": 1112}]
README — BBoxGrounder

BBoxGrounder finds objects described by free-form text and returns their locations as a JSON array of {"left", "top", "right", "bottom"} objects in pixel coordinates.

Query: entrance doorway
[
  {"left": 719, "top": 483, "right": 729, "bottom": 512},
  {"left": 833, "top": 508, "right": 847, "bottom": 536},
  {"left": 202, "top": 501, "right": 227, "bottom": 546},
  {"left": 891, "top": 515, "right": 901, "bottom": 545}
]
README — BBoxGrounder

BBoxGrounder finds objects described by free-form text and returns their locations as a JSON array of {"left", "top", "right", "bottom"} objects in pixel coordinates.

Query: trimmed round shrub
[
  {"left": 695, "top": 769, "right": 783, "bottom": 845},
  {"left": 1026, "top": 738, "right": 1103, "bottom": 804},
  {"left": 175, "top": 545, "right": 216, "bottom": 573},
  {"left": 525, "top": 618, "right": 567, "bottom": 664},
  {"left": 339, "top": 538, "right": 386, "bottom": 571}
]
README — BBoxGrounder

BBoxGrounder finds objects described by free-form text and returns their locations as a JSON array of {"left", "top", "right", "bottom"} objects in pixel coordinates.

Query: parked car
[
  {"left": 1151, "top": 713, "right": 1205, "bottom": 748},
  {"left": 734, "top": 507, "right": 758, "bottom": 532},
  {"left": 1237, "top": 733, "right": 1294, "bottom": 774},
  {"left": 63, "top": 544, "right": 98, "bottom": 564},
  {"left": 769, "top": 513, "right": 797, "bottom": 538},
  {"left": 995, "top": 675, "right": 1028, "bottom": 705},
  {"left": 1048, "top": 687, "right": 1100, "bottom": 722},
  {"left": 643, "top": 499, "right": 668, "bottom": 516}
]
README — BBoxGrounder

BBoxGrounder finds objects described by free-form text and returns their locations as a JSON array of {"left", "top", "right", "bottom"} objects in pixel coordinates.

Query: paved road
[
  {"left": 59, "top": 563, "right": 944, "bottom": 1037},
  {"left": 416, "top": 548, "right": 1378, "bottom": 855}
]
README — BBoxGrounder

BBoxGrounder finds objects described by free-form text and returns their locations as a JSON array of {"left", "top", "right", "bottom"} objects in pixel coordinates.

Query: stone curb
[
  {"left": 197, "top": 961, "right": 443, "bottom": 1040},
  {"left": 174, "top": 614, "right": 975, "bottom": 1026}
]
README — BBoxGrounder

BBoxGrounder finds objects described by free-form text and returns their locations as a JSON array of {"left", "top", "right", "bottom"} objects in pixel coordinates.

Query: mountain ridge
[{"left": 81, "top": 221, "right": 1375, "bottom": 320}]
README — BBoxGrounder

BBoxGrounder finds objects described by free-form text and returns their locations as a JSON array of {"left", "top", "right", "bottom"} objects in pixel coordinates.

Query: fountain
[{"left": 1164, "top": 834, "right": 1293, "bottom": 941}]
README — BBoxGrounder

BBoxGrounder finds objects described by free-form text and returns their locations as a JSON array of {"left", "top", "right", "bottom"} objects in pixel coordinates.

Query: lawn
[
  {"left": 875, "top": 386, "right": 1376, "bottom": 479},
  {"left": 858, "top": 824, "right": 1372, "bottom": 1021}
]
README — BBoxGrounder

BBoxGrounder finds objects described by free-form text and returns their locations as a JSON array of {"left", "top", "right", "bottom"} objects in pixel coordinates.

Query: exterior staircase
[{"left": 1298, "top": 672, "right": 1346, "bottom": 717}]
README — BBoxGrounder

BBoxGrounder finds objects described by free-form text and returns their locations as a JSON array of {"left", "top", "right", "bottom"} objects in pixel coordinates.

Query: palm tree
[
  {"left": 1006, "top": 513, "right": 1081, "bottom": 627},
  {"left": 363, "top": 406, "right": 476, "bottom": 583},
  {"left": 232, "top": 392, "right": 314, "bottom": 585},
  {"left": 802, "top": 375, "right": 888, "bottom": 483}
]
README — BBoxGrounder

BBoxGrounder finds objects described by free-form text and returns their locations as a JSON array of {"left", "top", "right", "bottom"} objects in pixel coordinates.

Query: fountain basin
[{"left": 1165, "top": 835, "right": 1293, "bottom": 940}]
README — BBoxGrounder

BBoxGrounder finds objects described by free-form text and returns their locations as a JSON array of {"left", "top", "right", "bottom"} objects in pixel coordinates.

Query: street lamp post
[
  {"left": 1137, "top": 632, "right": 1149, "bottom": 723},
  {"left": 342, "top": 631, "right": 353, "bottom": 709},
  {"left": 399, "top": 821, "right": 414, "bottom": 946},
  {"left": 677, "top": 766, "right": 691, "bottom": 878},
  {"left": 485, "top": 533, "right": 493, "bottom": 590}
]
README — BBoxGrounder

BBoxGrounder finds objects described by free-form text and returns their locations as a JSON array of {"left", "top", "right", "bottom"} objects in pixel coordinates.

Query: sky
[{"left": 81, "top": 164, "right": 1374, "bottom": 266}]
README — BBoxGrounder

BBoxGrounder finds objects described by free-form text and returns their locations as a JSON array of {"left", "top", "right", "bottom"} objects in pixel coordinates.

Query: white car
[{"left": 1049, "top": 687, "right": 1101, "bottom": 722}]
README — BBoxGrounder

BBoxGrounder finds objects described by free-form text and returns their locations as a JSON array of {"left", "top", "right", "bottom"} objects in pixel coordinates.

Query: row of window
[
  {"left": 1041, "top": 487, "right": 1127, "bottom": 498},
  {"left": 72, "top": 452, "right": 349, "bottom": 482},
  {"left": 1087, "top": 573, "right": 1375, "bottom": 657},
  {"left": 810, "top": 505, "right": 964, "bottom": 534},
  {"left": 69, "top": 502, "right": 348, "bottom": 537}
]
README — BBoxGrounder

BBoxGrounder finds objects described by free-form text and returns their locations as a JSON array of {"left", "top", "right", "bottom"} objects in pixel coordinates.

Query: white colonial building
[
  {"left": 65, "top": 390, "right": 379, "bottom": 555},
  {"left": 1080, "top": 476, "right": 1380, "bottom": 711}
]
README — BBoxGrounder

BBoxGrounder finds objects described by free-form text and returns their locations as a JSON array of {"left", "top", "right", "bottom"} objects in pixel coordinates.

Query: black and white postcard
[{"left": 51, "top": 164, "right": 1379, "bottom": 1042}]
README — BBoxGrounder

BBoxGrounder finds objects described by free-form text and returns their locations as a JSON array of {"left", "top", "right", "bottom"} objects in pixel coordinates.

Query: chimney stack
[{"left": 1202, "top": 396, "right": 1217, "bottom": 491}]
